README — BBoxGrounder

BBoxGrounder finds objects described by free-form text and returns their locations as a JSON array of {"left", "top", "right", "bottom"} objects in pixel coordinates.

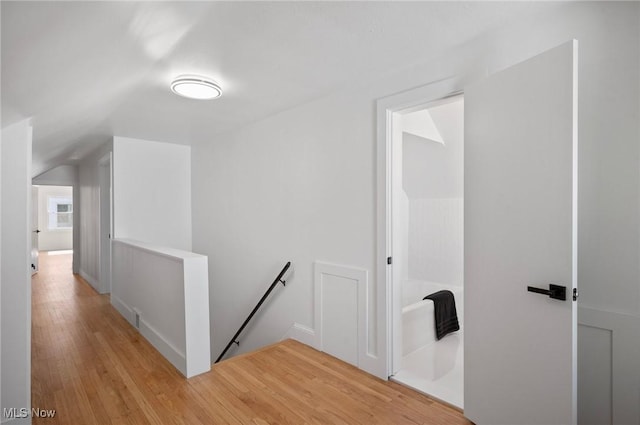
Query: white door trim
[
  {"left": 98, "top": 152, "right": 113, "bottom": 294},
  {"left": 313, "top": 261, "right": 377, "bottom": 373},
  {"left": 31, "top": 186, "right": 39, "bottom": 274},
  {"left": 376, "top": 77, "right": 466, "bottom": 378}
]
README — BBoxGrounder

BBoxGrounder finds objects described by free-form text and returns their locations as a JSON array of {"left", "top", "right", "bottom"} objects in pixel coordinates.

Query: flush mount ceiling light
[{"left": 170, "top": 75, "right": 222, "bottom": 100}]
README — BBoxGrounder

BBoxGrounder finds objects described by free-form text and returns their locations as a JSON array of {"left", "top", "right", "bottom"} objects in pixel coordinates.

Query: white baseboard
[
  {"left": 139, "top": 318, "right": 187, "bottom": 376},
  {"left": 110, "top": 294, "right": 188, "bottom": 377},
  {"left": 282, "top": 323, "right": 318, "bottom": 349},
  {"left": 110, "top": 294, "right": 134, "bottom": 325},
  {"left": 78, "top": 269, "right": 101, "bottom": 293}
]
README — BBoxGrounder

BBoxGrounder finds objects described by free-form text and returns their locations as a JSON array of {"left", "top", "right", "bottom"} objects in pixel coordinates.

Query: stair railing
[{"left": 214, "top": 261, "right": 291, "bottom": 363}]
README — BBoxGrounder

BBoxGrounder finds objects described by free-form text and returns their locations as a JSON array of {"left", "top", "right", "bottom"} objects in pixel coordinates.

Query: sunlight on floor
[{"left": 45, "top": 250, "right": 73, "bottom": 256}]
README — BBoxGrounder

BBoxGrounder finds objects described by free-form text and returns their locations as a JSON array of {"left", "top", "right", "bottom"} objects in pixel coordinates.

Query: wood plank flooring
[{"left": 32, "top": 252, "right": 471, "bottom": 424}]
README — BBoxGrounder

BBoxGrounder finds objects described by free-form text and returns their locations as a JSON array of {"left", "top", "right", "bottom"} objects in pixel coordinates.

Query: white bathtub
[{"left": 402, "top": 280, "right": 463, "bottom": 356}]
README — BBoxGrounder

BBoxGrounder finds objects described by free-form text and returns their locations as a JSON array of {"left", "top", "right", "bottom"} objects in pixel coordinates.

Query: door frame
[
  {"left": 31, "top": 185, "right": 39, "bottom": 274},
  {"left": 98, "top": 153, "right": 113, "bottom": 294},
  {"left": 376, "top": 77, "right": 465, "bottom": 378}
]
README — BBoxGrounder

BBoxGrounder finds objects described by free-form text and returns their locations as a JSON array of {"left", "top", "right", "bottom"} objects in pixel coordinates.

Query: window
[{"left": 48, "top": 197, "right": 73, "bottom": 229}]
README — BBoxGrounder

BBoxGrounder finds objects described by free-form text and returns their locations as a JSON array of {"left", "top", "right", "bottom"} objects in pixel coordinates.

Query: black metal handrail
[{"left": 214, "top": 261, "right": 291, "bottom": 363}]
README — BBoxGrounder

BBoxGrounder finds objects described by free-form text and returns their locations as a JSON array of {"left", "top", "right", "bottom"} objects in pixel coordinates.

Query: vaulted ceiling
[{"left": 1, "top": 1, "right": 556, "bottom": 176}]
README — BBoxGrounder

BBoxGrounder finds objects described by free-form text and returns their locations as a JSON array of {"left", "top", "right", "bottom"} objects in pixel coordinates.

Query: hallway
[
  {"left": 31, "top": 252, "right": 470, "bottom": 424},
  {"left": 31, "top": 252, "right": 194, "bottom": 424}
]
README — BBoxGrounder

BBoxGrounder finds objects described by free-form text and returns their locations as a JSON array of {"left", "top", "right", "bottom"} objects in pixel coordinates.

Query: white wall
[
  {"left": 192, "top": 89, "right": 378, "bottom": 365},
  {"left": 1, "top": 105, "right": 2, "bottom": 423},
  {"left": 111, "top": 239, "right": 210, "bottom": 377},
  {"left": 33, "top": 165, "right": 79, "bottom": 272},
  {"left": 1, "top": 4, "right": 3, "bottom": 412},
  {"left": 112, "top": 137, "right": 192, "bottom": 251},
  {"left": 402, "top": 100, "right": 464, "bottom": 200},
  {"left": 78, "top": 142, "right": 112, "bottom": 292},
  {"left": 77, "top": 136, "right": 193, "bottom": 294},
  {"left": 403, "top": 100, "right": 464, "bottom": 286},
  {"left": 192, "top": 2, "right": 639, "bottom": 422},
  {"left": 1, "top": 119, "right": 32, "bottom": 425},
  {"left": 32, "top": 165, "right": 77, "bottom": 186},
  {"left": 35, "top": 185, "right": 73, "bottom": 251}
]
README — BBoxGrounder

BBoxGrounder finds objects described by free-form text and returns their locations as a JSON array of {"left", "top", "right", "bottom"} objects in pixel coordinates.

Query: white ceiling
[{"left": 1, "top": 1, "right": 556, "bottom": 176}]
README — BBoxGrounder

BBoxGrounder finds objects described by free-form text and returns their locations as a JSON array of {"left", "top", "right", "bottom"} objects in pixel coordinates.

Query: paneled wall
[
  {"left": 578, "top": 307, "right": 640, "bottom": 425},
  {"left": 78, "top": 142, "right": 112, "bottom": 292},
  {"left": 315, "top": 262, "right": 379, "bottom": 372},
  {"left": 408, "top": 198, "right": 463, "bottom": 286}
]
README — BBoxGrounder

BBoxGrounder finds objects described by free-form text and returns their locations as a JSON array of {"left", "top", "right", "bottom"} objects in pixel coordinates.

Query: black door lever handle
[{"left": 527, "top": 284, "right": 567, "bottom": 301}]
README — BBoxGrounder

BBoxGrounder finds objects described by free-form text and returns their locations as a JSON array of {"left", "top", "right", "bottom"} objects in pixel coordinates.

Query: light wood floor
[{"left": 32, "top": 252, "right": 471, "bottom": 424}]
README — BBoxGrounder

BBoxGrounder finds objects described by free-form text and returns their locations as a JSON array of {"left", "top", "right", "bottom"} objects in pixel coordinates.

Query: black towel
[{"left": 423, "top": 290, "right": 460, "bottom": 340}]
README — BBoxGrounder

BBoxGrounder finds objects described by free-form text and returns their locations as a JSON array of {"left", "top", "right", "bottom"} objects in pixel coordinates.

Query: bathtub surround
[
  {"left": 397, "top": 281, "right": 465, "bottom": 408},
  {"left": 393, "top": 331, "right": 464, "bottom": 409},
  {"left": 402, "top": 282, "right": 464, "bottom": 357},
  {"left": 409, "top": 198, "right": 463, "bottom": 285}
]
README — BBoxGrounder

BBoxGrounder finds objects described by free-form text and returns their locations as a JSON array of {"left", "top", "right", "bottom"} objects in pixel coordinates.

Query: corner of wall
[
  {"left": 78, "top": 270, "right": 102, "bottom": 294},
  {"left": 282, "top": 323, "right": 317, "bottom": 348},
  {"left": 1, "top": 119, "right": 33, "bottom": 424}
]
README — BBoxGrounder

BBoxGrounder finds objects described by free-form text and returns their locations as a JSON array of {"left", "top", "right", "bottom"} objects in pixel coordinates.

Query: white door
[
  {"left": 31, "top": 186, "right": 39, "bottom": 274},
  {"left": 464, "top": 40, "right": 578, "bottom": 425}
]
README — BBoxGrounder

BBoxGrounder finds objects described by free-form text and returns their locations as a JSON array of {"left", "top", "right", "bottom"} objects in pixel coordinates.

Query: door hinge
[
  {"left": 387, "top": 256, "right": 392, "bottom": 265},
  {"left": 573, "top": 288, "right": 579, "bottom": 301}
]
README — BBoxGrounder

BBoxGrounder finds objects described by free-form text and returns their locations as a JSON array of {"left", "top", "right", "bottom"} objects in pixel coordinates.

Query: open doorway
[
  {"left": 31, "top": 185, "right": 74, "bottom": 268},
  {"left": 389, "top": 95, "right": 464, "bottom": 409},
  {"left": 379, "top": 42, "right": 578, "bottom": 423}
]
